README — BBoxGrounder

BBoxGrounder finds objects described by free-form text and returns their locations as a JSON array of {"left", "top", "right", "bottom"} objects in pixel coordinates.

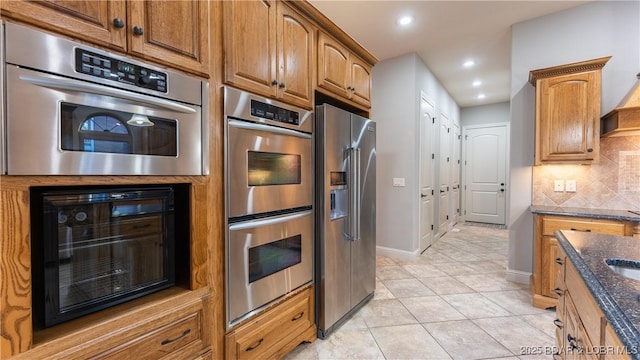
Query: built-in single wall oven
[
  {"left": 224, "top": 87, "right": 313, "bottom": 328},
  {"left": 2, "top": 22, "right": 208, "bottom": 176}
]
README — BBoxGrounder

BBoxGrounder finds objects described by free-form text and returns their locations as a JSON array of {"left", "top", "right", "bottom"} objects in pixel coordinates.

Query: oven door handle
[
  {"left": 229, "top": 210, "right": 312, "bottom": 231},
  {"left": 18, "top": 74, "right": 197, "bottom": 114},
  {"left": 228, "top": 119, "right": 311, "bottom": 139}
]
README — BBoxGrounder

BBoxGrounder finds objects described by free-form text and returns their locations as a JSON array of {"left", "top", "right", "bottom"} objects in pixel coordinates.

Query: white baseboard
[
  {"left": 376, "top": 245, "right": 419, "bottom": 262},
  {"left": 506, "top": 269, "right": 531, "bottom": 285}
]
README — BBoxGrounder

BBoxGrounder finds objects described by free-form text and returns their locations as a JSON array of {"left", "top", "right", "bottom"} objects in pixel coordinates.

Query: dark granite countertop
[
  {"left": 530, "top": 205, "right": 640, "bottom": 221},
  {"left": 556, "top": 230, "right": 640, "bottom": 359}
]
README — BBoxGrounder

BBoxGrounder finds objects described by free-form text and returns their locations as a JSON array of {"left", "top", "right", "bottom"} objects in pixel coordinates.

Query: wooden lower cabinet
[
  {"left": 532, "top": 214, "right": 628, "bottom": 309},
  {"left": 9, "top": 288, "right": 211, "bottom": 360},
  {"left": 225, "top": 286, "right": 316, "bottom": 360},
  {"left": 554, "top": 246, "right": 630, "bottom": 360}
]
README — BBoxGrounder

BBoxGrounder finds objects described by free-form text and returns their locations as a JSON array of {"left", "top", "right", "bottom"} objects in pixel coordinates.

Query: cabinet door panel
[
  {"left": 2, "top": 0, "right": 126, "bottom": 51},
  {"left": 317, "top": 33, "right": 349, "bottom": 97},
  {"left": 538, "top": 71, "right": 598, "bottom": 163},
  {"left": 542, "top": 236, "right": 560, "bottom": 298},
  {"left": 277, "top": 4, "right": 314, "bottom": 108},
  {"left": 129, "top": 0, "right": 209, "bottom": 76},
  {"left": 350, "top": 57, "right": 372, "bottom": 107},
  {"left": 223, "top": 0, "right": 277, "bottom": 96}
]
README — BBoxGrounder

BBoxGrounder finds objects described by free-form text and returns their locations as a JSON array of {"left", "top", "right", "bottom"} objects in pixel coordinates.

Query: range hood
[{"left": 601, "top": 73, "right": 640, "bottom": 137}]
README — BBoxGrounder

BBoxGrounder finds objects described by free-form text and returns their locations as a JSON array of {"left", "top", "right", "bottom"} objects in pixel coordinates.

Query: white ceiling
[{"left": 308, "top": 1, "right": 591, "bottom": 108}]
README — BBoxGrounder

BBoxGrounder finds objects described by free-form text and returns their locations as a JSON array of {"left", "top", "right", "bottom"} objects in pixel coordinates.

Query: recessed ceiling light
[
  {"left": 477, "top": 93, "right": 486, "bottom": 99},
  {"left": 472, "top": 80, "right": 482, "bottom": 87},
  {"left": 398, "top": 16, "right": 413, "bottom": 26},
  {"left": 463, "top": 60, "right": 475, "bottom": 68}
]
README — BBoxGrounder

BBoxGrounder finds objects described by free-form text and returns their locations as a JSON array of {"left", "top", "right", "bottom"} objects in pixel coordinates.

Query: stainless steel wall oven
[
  {"left": 2, "top": 22, "right": 208, "bottom": 175},
  {"left": 224, "top": 87, "right": 313, "bottom": 329},
  {"left": 30, "top": 184, "right": 190, "bottom": 329}
]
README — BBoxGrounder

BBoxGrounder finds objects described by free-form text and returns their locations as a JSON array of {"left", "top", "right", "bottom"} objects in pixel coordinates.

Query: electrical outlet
[
  {"left": 554, "top": 179, "right": 564, "bottom": 192},
  {"left": 392, "top": 177, "right": 405, "bottom": 187},
  {"left": 566, "top": 179, "right": 577, "bottom": 192}
]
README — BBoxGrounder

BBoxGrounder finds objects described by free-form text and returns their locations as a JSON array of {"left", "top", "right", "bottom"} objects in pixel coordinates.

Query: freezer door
[
  {"left": 316, "top": 104, "right": 352, "bottom": 331},
  {"left": 351, "top": 115, "right": 376, "bottom": 308}
]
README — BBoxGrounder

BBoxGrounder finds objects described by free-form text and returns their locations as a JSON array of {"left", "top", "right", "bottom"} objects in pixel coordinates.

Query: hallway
[{"left": 285, "top": 223, "right": 556, "bottom": 359}]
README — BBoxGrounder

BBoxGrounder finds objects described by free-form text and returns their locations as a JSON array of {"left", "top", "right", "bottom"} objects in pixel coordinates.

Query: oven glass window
[
  {"left": 248, "top": 235, "right": 301, "bottom": 283},
  {"left": 60, "top": 102, "right": 178, "bottom": 156},
  {"left": 247, "top": 151, "right": 301, "bottom": 186}
]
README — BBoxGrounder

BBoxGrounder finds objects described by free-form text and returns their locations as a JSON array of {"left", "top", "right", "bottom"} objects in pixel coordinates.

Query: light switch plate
[
  {"left": 392, "top": 177, "right": 405, "bottom": 187},
  {"left": 554, "top": 179, "right": 564, "bottom": 192},
  {"left": 566, "top": 179, "right": 576, "bottom": 192}
]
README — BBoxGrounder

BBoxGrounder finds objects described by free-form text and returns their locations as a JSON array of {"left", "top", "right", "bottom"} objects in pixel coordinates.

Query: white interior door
[
  {"left": 438, "top": 113, "right": 450, "bottom": 235},
  {"left": 419, "top": 96, "right": 435, "bottom": 253},
  {"left": 450, "top": 123, "right": 461, "bottom": 226},
  {"left": 464, "top": 125, "right": 507, "bottom": 224}
]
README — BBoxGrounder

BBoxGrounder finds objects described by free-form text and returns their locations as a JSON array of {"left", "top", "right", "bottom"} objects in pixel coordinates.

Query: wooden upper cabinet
[
  {"left": 529, "top": 57, "right": 610, "bottom": 165},
  {"left": 318, "top": 32, "right": 372, "bottom": 108},
  {"left": 223, "top": 0, "right": 313, "bottom": 109},
  {"left": 1, "top": 0, "right": 209, "bottom": 76},
  {"left": 128, "top": 1, "right": 209, "bottom": 76},
  {"left": 1, "top": 0, "right": 127, "bottom": 50},
  {"left": 277, "top": 4, "right": 314, "bottom": 108}
]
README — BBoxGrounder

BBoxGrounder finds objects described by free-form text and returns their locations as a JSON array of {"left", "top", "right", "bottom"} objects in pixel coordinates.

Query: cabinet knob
[
  {"left": 587, "top": 148, "right": 593, "bottom": 152},
  {"left": 133, "top": 26, "right": 144, "bottom": 36},
  {"left": 113, "top": 18, "right": 125, "bottom": 29},
  {"left": 279, "top": 82, "right": 286, "bottom": 88},
  {"left": 555, "top": 257, "right": 564, "bottom": 265},
  {"left": 271, "top": 80, "right": 279, "bottom": 86}
]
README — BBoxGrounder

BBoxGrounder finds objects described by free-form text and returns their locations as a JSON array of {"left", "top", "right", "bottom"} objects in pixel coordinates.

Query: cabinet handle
[
  {"left": 161, "top": 328, "right": 191, "bottom": 345},
  {"left": 279, "top": 82, "right": 286, "bottom": 88},
  {"left": 553, "top": 318, "right": 563, "bottom": 329},
  {"left": 553, "top": 287, "right": 565, "bottom": 296},
  {"left": 555, "top": 257, "right": 564, "bottom": 265},
  {"left": 245, "top": 338, "right": 264, "bottom": 352},
  {"left": 271, "top": 80, "right": 279, "bottom": 86},
  {"left": 587, "top": 148, "right": 593, "bottom": 152},
  {"left": 291, "top": 311, "right": 304, "bottom": 321},
  {"left": 133, "top": 26, "right": 144, "bottom": 36},
  {"left": 569, "top": 228, "right": 591, "bottom": 232},
  {"left": 113, "top": 18, "right": 125, "bottom": 29}
]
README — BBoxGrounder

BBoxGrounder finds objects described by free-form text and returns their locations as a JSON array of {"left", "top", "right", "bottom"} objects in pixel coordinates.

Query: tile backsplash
[{"left": 532, "top": 135, "right": 640, "bottom": 211}]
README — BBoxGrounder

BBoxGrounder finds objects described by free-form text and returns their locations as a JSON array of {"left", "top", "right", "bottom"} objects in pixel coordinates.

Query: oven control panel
[
  {"left": 251, "top": 100, "right": 300, "bottom": 125},
  {"left": 74, "top": 48, "right": 168, "bottom": 93}
]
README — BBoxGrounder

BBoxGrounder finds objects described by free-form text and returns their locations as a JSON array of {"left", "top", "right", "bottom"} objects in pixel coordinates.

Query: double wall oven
[{"left": 224, "top": 87, "right": 313, "bottom": 328}]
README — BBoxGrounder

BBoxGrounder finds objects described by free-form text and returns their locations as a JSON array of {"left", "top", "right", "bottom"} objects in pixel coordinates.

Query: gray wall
[
  {"left": 372, "top": 52, "right": 460, "bottom": 256},
  {"left": 461, "top": 102, "right": 509, "bottom": 127},
  {"left": 509, "top": 0, "right": 640, "bottom": 280}
]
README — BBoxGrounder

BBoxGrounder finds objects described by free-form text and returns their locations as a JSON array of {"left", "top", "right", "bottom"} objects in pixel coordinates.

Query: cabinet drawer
[
  {"left": 542, "top": 217, "right": 625, "bottom": 236},
  {"left": 227, "top": 287, "right": 313, "bottom": 360},
  {"left": 97, "top": 302, "right": 204, "bottom": 359}
]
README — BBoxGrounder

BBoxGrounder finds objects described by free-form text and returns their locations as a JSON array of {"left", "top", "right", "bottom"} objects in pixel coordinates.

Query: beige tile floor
[{"left": 284, "top": 223, "right": 557, "bottom": 360}]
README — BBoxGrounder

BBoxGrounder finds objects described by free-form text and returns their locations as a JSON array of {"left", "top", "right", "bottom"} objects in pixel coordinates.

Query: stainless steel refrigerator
[{"left": 315, "top": 104, "right": 376, "bottom": 338}]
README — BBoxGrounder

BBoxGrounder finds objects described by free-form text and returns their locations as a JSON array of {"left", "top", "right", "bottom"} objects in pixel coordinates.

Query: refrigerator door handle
[
  {"left": 354, "top": 147, "right": 361, "bottom": 241},
  {"left": 346, "top": 147, "right": 360, "bottom": 241}
]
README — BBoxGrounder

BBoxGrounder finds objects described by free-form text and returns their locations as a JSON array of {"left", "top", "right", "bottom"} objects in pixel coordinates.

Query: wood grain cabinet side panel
[
  {"left": 0, "top": 190, "right": 32, "bottom": 358},
  {"left": 1, "top": 0, "right": 127, "bottom": 51}
]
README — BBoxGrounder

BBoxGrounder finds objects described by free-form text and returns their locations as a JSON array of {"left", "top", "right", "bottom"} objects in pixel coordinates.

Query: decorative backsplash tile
[{"left": 532, "top": 136, "right": 640, "bottom": 211}]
